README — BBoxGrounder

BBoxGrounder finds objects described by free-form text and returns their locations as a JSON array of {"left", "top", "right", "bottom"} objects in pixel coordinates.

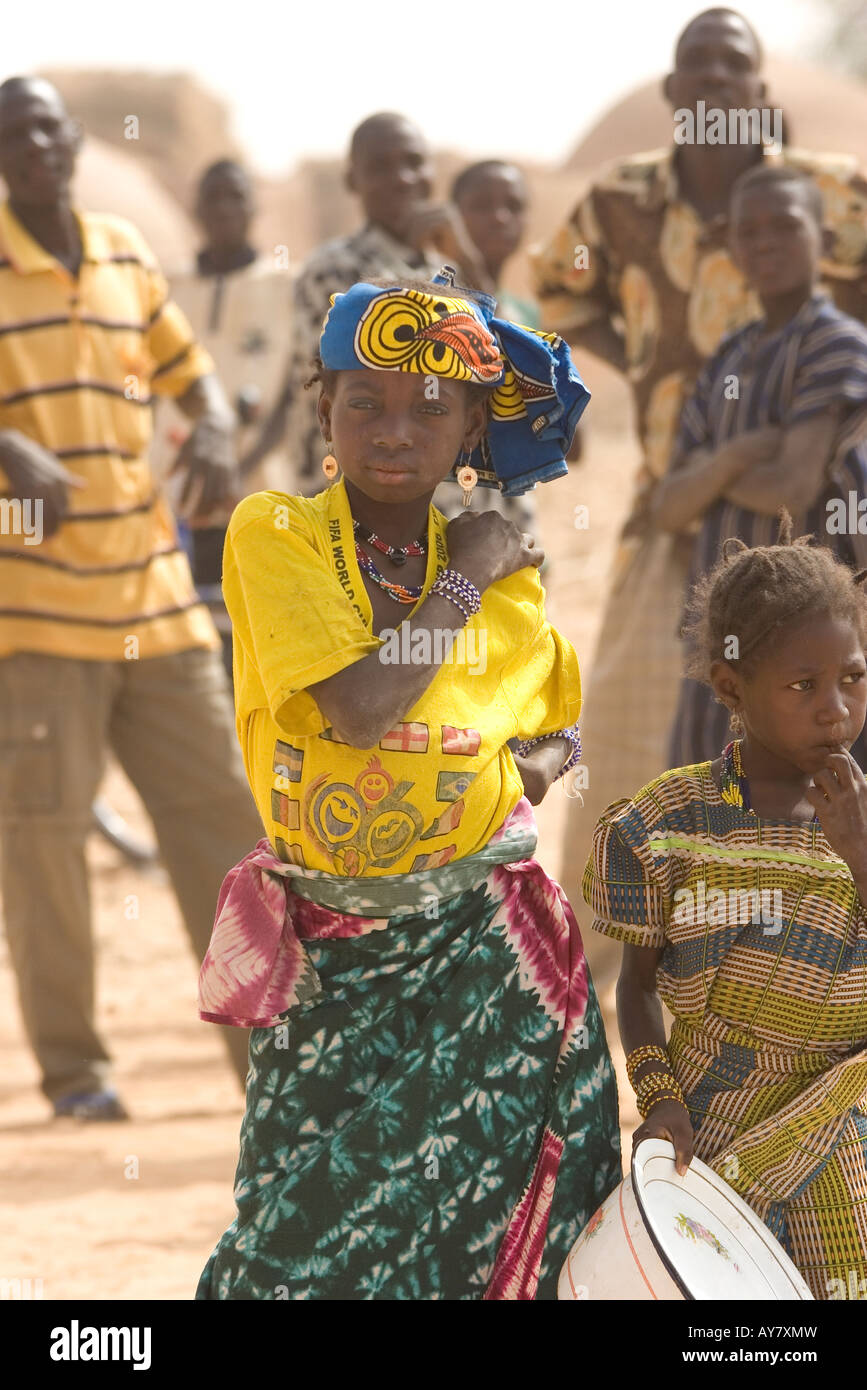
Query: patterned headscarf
[{"left": 318, "top": 267, "right": 590, "bottom": 497}]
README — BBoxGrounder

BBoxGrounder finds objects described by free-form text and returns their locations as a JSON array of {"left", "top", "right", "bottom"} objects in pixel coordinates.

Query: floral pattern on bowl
[
  {"left": 675, "top": 1213, "right": 740, "bottom": 1271},
  {"left": 582, "top": 1205, "right": 606, "bottom": 1241}
]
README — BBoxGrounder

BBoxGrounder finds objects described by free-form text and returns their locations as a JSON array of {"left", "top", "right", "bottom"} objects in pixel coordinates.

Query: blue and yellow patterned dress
[{"left": 584, "top": 762, "right": 867, "bottom": 1301}]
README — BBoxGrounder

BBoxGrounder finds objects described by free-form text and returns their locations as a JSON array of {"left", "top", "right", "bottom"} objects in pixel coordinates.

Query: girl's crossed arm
[{"left": 310, "top": 512, "right": 541, "bottom": 749}]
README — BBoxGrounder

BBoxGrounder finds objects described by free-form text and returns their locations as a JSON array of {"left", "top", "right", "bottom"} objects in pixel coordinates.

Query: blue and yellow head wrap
[{"left": 318, "top": 267, "right": 590, "bottom": 497}]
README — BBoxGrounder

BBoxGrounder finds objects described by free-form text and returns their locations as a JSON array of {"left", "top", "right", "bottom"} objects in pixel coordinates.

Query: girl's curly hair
[{"left": 682, "top": 509, "right": 867, "bottom": 686}]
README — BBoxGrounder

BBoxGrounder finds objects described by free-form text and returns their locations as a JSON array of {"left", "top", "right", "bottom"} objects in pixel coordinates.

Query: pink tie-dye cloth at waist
[{"left": 198, "top": 796, "right": 539, "bottom": 1028}]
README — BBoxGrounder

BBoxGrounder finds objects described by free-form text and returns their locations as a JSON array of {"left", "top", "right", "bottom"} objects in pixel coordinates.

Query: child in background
[
  {"left": 155, "top": 159, "right": 295, "bottom": 678},
  {"left": 583, "top": 515, "right": 867, "bottom": 1300},
  {"left": 451, "top": 160, "right": 538, "bottom": 327},
  {"left": 650, "top": 163, "right": 867, "bottom": 769},
  {"left": 434, "top": 161, "right": 539, "bottom": 530},
  {"left": 196, "top": 271, "right": 619, "bottom": 1300}
]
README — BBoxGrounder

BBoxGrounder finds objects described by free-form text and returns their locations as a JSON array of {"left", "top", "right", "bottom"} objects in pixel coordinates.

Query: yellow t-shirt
[
  {"left": 0, "top": 203, "right": 218, "bottom": 661},
  {"left": 224, "top": 480, "right": 581, "bottom": 876}
]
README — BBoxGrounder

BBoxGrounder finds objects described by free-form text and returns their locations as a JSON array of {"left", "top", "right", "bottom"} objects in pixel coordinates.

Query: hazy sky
[{"left": 8, "top": 0, "right": 831, "bottom": 174}]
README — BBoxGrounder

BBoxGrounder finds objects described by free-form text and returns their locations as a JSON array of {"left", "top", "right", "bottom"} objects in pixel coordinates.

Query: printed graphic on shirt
[
  {"left": 379, "top": 722, "right": 430, "bottom": 753},
  {"left": 328, "top": 516, "right": 366, "bottom": 624},
  {"left": 319, "top": 727, "right": 350, "bottom": 744},
  {"left": 420, "top": 799, "right": 466, "bottom": 839},
  {"left": 436, "top": 770, "right": 476, "bottom": 801},
  {"left": 271, "top": 790, "right": 300, "bottom": 831},
  {"left": 441, "top": 726, "right": 481, "bottom": 756},
  {"left": 410, "top": 845, "right": 457, "bottom": 871},
  {"left": 354, "top": 756, "right": 394, "bottom": 804},
  {"left": 274, "top": 739, "right": 304, "bottom": 781},
  {"left": 434, "top": 528, "right": 449, "bottom": 572},
  {"left": 302, "top": 757, "right": 425, "bottom": 876},
  {"left": 276, "top": 836, "right": 306, "bottom": 866}
]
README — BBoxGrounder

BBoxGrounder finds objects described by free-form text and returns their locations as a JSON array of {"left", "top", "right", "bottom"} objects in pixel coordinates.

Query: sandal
[{"left": 52, "top": 1089, "right": 130, "bottom": 1122}]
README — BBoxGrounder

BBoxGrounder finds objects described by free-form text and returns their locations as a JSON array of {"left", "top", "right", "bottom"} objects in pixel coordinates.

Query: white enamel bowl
[{"left": 558, "top": 1139, "right": 813, "bottom": 1300}]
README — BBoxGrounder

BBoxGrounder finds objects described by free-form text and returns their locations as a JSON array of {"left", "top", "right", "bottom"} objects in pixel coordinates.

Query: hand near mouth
[{"left": 805, "top": 749, "right": 867, "bottom": 887}]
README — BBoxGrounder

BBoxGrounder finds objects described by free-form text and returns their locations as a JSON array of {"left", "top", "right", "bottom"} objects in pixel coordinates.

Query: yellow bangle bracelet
[
  {"left": 635, "top": 1069, "right": 682, "bottom": 1104},
  {"left": 626, "top": 1044, "right": 669, "bottom": 1086},
  {"left": 637, "top": 1089, "right": 685, "bottom": 1120},
  {"left": 635, "top": 1074, "right": 684, "bottom": 1120}
]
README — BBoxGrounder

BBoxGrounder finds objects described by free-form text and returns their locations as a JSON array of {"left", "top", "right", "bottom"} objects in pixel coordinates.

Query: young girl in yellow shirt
[{"left": 196, "top": 271, "right": 620, "bottom": 1300}]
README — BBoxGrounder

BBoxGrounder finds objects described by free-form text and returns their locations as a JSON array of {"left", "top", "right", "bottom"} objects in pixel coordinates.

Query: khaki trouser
[{"left": 0, "top": 647, "right": 263, "bottom": 1102}]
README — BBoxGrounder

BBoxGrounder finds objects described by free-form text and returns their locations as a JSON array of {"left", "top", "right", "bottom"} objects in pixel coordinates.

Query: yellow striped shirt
[{"left": 0, "top": 202, "right": 220, "bottom": 660}]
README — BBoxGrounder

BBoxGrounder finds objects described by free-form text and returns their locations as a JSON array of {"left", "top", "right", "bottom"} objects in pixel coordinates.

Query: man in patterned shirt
[{"left": 533, "top": 7, "right": 867, "bottom": 912}]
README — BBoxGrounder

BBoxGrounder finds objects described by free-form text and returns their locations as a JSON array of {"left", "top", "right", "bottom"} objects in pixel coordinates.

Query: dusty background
[
  {"left": 3, "top": 53, "right": 867, "bottom": 1299},
  {"left": 44, "top": 56, "right": 867, "bottom": 286}
]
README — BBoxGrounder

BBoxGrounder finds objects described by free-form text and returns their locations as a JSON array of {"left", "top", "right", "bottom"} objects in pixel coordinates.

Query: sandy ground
[{"left": 0, "top": 368, "right": 645, "bottom": 1300}]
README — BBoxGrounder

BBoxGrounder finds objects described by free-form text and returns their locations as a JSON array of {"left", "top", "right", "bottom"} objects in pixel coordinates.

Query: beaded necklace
[
  {"left": 720, "top": 739, "right": 753, "bottom": 812},
  {"left": 719, "top": 739, "right": 819, "bottom": 822},
  {"left": 352, "top": 518, "right": 427, "bottom": 567},
  {"left": 354, "top": 543, "right": 424, "bottom": 604}
]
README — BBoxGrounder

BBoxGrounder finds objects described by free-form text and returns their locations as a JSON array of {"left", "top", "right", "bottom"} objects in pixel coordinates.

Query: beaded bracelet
[
  {"left": 637, "top": 1088, "right": 686, "bottom": 1120},
  {"left": 635, "top": 1069, "right": 682, "bottom": 1104},
  {"left": 515, "top": 722, "right": 582, "bottom": 783},
  {"left": 626, "top": 1043, "right": 670, "bottom": 1087},
  {"left": 636, "top": 1071, "right": 685, "bottom": 1119},
  {"left": 429, "top": 568, "right": 482, "bottom": 624}
]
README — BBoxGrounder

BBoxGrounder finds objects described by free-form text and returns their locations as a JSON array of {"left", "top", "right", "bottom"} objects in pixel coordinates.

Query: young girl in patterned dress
[
  {"left": 584, "top": 515, "right": 867, "bottom": 1299},
  {"left": 195, "top": 273, "right": 620, "bottom": 1300}
]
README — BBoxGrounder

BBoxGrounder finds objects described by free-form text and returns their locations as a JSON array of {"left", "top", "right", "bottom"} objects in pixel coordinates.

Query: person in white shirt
[{"left": 154, "top": 159, "right": 294, "bottom": 673}]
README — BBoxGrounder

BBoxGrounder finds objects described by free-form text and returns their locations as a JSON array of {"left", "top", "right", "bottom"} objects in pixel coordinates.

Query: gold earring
[
  {"left": 322, "top": 453, "right": 339, "bottom": 480},
  {"left": 457, "top": 463, "right": 477, "bottom": 508}
]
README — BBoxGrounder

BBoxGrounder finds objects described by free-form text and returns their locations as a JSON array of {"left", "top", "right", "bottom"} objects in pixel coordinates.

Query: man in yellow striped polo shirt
[{"left": 0, "top": 76, "right": 262, "bottom": 1118}]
